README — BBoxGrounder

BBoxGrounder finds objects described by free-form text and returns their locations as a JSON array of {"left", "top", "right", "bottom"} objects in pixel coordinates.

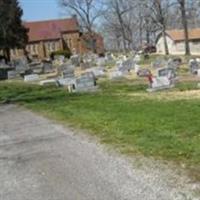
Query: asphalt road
[{"left": 0, "top": 105, "right": 198, "bottom": 200}]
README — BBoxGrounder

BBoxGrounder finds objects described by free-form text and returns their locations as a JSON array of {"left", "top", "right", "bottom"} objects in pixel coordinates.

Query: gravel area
[{"left": 0, "top": 105, "right": 199, "bottom": 200}]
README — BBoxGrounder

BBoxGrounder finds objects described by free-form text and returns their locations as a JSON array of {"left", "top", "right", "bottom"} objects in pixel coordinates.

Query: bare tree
[
  {"left": 145, "top": 0, "right": 173, "bottom": 55},
  {"left": 136, "top": 0, "right": 158, "bottom": 46},
  {"left": 74, "top": 0, "right": 200, "bottom": 53},
  {"left": 103, "top": 0, "right": 136, "bottom": 52},
  {"left": 60, "top": 0, "right": 104, "bottom": 53},
  {"left": 177, "top": 0, "right": 190, "bottom": 55},
  {"left": 102, "top": 0, "right": 161, "bottom": 51}
]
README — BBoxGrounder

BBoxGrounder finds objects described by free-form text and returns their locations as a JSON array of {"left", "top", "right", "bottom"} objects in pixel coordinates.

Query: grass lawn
[{"left": 0, "top": 80, "right": 200, "bottom": 178}]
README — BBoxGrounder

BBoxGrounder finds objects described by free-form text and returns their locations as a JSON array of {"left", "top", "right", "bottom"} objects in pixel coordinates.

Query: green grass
[
  {"left": 176, "top": 81, "right": 199, "bottom": 91},
  {"left": 0, "top": 81, "right": 200, "bottom": 176}
]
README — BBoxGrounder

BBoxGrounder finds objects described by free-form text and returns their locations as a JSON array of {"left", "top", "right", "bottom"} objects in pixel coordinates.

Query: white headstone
[
  {"left": 109, "top": 70, "right": 123, "bottom": 79},
  {"left": 58, "top": 78, "right": 75, "bottom": 86},
  {"left": 197, "top": 69, "right": 200, "bottom": 76},
  {"left": 7, "top": 71, "right": 18, "bottom": 79},
  {"left": 152, "top": 77, "right": 171, "bottom": 88},
  {"left": 134, "top": 55, "right": 141, "bottom": 64},
  {"left": 24, "top": 74, "right": 39, "bottom": 82},
  {"left": 134, "top": 64, "right": 140, "bottom": 73},
  {"left": 86, "top": 67, "right": 105, "bottom": 78}
]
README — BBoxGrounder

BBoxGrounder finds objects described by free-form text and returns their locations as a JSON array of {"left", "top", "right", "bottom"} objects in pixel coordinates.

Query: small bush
[{"left": 51, "top": 49, "right": 72, "bottom": 59}]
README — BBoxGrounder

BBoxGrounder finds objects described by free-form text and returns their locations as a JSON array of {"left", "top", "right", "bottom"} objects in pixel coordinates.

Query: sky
[{"left": 19, "top": 0, "right": 68, "bottom": 22}]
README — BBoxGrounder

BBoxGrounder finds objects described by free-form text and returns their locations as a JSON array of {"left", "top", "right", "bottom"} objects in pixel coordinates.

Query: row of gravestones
[
  {"left": 37, "top": 60, "right": 98, "bottom": 93},
  {"left": 123, "top": 56, "right": 180, "bottom": 92},
  {"left": 58, "top": 63, "right": 98, "bottom": 92},
  {"left": 151, "top": 58, "right": 182, "bottom": 70},
  {"left": 70, "top": 53, "right": 115, "bottom": 69},
  {"left": 109, "top": 56, "right": 138, "bottom": 79},
  {"left": 68, "top": 72, "right": 97, "bottom": 93},
  {"left": 2, "top": 53, "right": 182, "bottom": 93},
  {"left": 154, "top": 57, "right": 200, "bottom": 76},
  {"left": 40, "top": 55, "right": 200, "bottom": 93},
  {"left": 0, "top": 56, "right": 56, "bottom": 80},
  {"left": 26, "top": 53, "right": 180, "bottom": 93}
]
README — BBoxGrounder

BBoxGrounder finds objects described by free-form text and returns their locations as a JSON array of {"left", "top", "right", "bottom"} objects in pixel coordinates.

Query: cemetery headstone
[
  {"left": 80, "top": 62, "right": 92, "bottom": 70},
  {"left": 58, "top": 78, "right": 76, "bottom": 86},
  {"left": 61, "top": 66, "right": 75, "bottom": 79},
  {"left": 109, "top": 70, "right": 124, "bottom": 79},
  {"left": 118, "top": 58, "right": 135, "bottom": 72},
  {"left": 157, "top": 67, "right": 177, "bottom": 80},
  {"left": 189, "top": 59, "right": 200, "bottom": 75},
  {"left": 43, "top": 61, "right": 54, "bottom": 74},
  {"left": 137, "top": 68, "right": 151, "bottom": 77},
  {"left": 13, "top": 57, "right": 29, "bottom": 74},
  {"left": 151, "top": 59, "right": 167, "bottom": 69},
  {"left": 70, "top": 55, "right": 80, "bottom": 67},
  {"left": 105, "top": 52, "right": 114, "bottom": 61},
  {"left": 7, "top": 70, "right": 18, "bottom": 79},
  {"left": 57, "top": 65, "right": 75, "bottom": 86},
  {"left": 149, "top": 76, "right": 173, "bottom": 91},
  {"left": 96, "top": 57, "right": 106, "bottom": 67},
  {"left": 24, "top": 74, "right": 39, "bottom": 82},
  {"left": 134, "top": 54, "right": 141, "bottom": 64},
  {"left": 147, "top": 67, "right": 176, "bottom": 92},
  {"left": 29, "top": 62, "right": 43, "bottom": 74},
  {"left": 57, "top": 62, "right": 74, "bottom": 73},
  {"left": 197, "top": 69, "right": 200, "bottom": 77},
  {"left": 0, "top": 66, "right": 14, "bottom": 80},
  {"left": 68, "top": 72, "right": 97, "bottom": 93},
  {"left": 86, "top": 67, "right": 105, "bottom": 78},
  {"left": 134, "top": 64, "right": 140, "bottom": 73},
  {"left": 167, "top": 58, "right": 181, "bottom": 69}
]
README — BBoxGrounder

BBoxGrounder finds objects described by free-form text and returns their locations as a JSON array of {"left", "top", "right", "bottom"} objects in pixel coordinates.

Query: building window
[
  {"left": 52, "top": 42, "right": 55, "bottom": 51},
  {"left": 193, "top": 41, "right": 199, "bottom": 45},
  {"left": 33, "top": 45, "right": 35, "bottom": 53},
  {"left": 26, "top": 45, "right": 30, "bottom": 52},
  {"left": 47, "top": 43, "right": 51, "bottom": 51},
  {"left": 31, "top": 45, "right": 35, "bottom": 54},
  {"left": 67, "top": 39, "right": 72, "bottom": 48},
  {"left": 69, "top": 39, "right": 72, "bottom": 48},
  {"left": 30, "top": 44, "right": 38, "bottom": 54}
]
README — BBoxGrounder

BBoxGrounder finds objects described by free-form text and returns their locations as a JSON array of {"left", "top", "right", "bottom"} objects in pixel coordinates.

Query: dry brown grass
[{"left": 126, "top": 90, "right": 200, "bottom": 101}]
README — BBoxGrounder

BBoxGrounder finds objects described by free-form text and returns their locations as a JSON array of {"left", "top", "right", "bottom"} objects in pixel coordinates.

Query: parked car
[{"left": 143, "top": 45, "right": 156, "bottom": 54}]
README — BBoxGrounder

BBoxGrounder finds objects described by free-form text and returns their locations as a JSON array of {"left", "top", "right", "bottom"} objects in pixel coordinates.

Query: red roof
[
  {"left": 166, "top": 28, "right": 200, "bottom": 41},
  {"left": 24, "top": 18, "right": 79, "bottom": 42}
]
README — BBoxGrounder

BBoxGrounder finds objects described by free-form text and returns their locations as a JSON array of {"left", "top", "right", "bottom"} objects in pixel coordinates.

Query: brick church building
[{"left": 10, "top": 17, "right": 104, "bottom": 59}]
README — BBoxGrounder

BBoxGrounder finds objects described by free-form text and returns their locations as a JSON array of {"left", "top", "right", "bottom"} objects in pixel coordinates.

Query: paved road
[{"left": 0, "top": 105, "right": 198, "bottom": 200}]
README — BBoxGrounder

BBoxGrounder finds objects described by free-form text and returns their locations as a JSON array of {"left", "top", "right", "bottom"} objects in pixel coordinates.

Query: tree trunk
[
  {"left": 116, "top": 37, "right": 120, "bottom": 52},
  {"left": 146, "top": 30, "right": 150, "bottom": 44},
  {"left": 139, "top": 20, "right": 143, "bottom": 47},
  {"left": 179, "top": 0, "right": 190, "bottom": 55},
  {"left": 88, "top": 32, "right": 96, "bottom": 53},
  {"left": 3, "top": 48, "right": 11, "bottom": 63},
  {"left": 162, "top": 28, "right": 169, "bottom": 55},
  {"left": 23, "top": 48, "right": 31, "bottom": 63},
  {"left": 91, "top": 36, "right": 97, "bottom": 54},
  {"left": 122, "top": 38, "right": 127, "bottom": 53}
]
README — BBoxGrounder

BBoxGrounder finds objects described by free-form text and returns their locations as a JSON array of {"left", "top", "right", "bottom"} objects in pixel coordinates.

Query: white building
[{"left": 156, "top": 28, "right": 200, "bottom": 55}]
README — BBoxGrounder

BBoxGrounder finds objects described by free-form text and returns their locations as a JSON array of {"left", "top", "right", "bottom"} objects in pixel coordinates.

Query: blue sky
[{"left": 19, "top": 0, "right": 69, "bottom": 21}]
